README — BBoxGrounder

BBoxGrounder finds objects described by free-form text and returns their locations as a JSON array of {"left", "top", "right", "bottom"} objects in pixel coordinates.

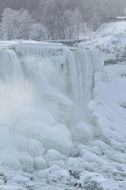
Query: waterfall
[
  {"left": 64, "top": 48, "right": 103, "bottom": 122},
  {"left": 0, "top": 42, "right": 103, "bottom": 161},
  {"left": 0, "top": 42, "right": 125, "bottom": 190},
  {"left": 0, "top": 43, "right": 103, "bottom": 121},
  {"left": 0, "top": 43, "right": 103, "bottom": 123},
  {"left": 0, "top": 49, "right": 24, "bottom": 82}
]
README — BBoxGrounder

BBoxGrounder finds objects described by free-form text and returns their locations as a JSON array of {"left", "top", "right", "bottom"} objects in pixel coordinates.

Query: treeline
[{"left": 0, "top": 0, "right": 126, "bottom": 40}]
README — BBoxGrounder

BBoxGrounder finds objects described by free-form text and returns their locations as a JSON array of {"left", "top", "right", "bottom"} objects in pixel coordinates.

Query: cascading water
[
  {"left": 0, "top": 49, "right": 24, "bottom": 82},
  {"left": 64, "top": 47, "right": 103, "bottom": 122},
  {"left": 0, "top": 42, "right": 103, "bottom": 173}
]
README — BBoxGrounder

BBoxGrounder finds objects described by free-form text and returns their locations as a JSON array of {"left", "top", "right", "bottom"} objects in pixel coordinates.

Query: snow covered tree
[
  {"left": 1, "top": 0, "right": 126, "bottom": 40},
  {"left": 0, "top": 8, "right": 17, "bottom": 40},
  {"left": 36, "top": 0, "right": 69, "bottom": 39},
  {"left": 15, "top": 9, "right": 34, "bottom": 39},
  {"left": 36, "top": 0, "right": 85, "bottom": 39},
  {"left": 64, "top": 9, "right": 88, "bottom": 39},
  {"left": 0, "top": 8, "right": 34, "bottom": 40},
  {"left": 29, "top": 23, "right": 48, "bottom": 40}
]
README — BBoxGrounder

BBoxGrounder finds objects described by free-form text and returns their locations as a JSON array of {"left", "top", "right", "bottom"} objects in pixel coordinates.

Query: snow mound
[
  {"left": 96, "top": 21, "right": 126, "bottom": 36},
  {"left": 80, "top": 21, "right": 126, "bottom": 64}
]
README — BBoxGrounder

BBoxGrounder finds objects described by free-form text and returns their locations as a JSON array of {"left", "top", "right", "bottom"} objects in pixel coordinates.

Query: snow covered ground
[
  {"left": 80, "top": 21, "right": 126, "bottom": 65},
  {"left": 0, "top": 20, "right": 126, "bottom": 190}
]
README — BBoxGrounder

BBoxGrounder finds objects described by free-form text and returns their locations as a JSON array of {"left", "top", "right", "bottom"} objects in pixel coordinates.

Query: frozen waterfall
[
  {"left": 0, "top": 49, "right": 23, "bottom": 82},
  {"left": 64, "top": 47, "right": 103, "bottom": 121},
  {"left": 0, "top": 42, "right": 103, "bottom": 171}
]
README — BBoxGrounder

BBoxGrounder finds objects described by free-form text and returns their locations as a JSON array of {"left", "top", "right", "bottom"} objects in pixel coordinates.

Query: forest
[{"left": 0, "top": 0, "right": 126, "bottom": 40}]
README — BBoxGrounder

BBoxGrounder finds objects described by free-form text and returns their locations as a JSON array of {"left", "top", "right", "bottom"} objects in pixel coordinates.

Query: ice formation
[
  {"left": 0, "top": 41, "right": 102, "bottom": 155},
  {"left": 0, "top": 38, "right": 126, "bottom": 190}
]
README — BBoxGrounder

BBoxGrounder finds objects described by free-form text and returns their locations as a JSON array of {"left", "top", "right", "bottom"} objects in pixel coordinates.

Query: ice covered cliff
[
  {"left": 0, "top": 41, "right": 104, "bottom": 189},
  {"left": 0, "top": 25, "right": 126, "bottom": 190}
]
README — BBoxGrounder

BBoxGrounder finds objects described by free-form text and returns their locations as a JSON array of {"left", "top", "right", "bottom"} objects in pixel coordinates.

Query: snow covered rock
[
  {"left": 47, "top": 165, "right": 70, "bottom": 184},
  {"left": 80, "top": 21, "right": 126, "bottom": 65}
]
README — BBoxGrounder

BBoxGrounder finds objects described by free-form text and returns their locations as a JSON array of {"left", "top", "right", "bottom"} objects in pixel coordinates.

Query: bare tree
[
  {"left": 0, "top": 8, "right": 34, "bottom": 40},
  {"left": 0, "top": 0, "right": 126, "bottom": 40}
]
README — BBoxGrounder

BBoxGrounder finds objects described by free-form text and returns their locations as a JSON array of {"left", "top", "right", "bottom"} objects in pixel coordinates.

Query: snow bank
[{"left": 80, "top": 21, "right": 126, "bottom": 64}]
